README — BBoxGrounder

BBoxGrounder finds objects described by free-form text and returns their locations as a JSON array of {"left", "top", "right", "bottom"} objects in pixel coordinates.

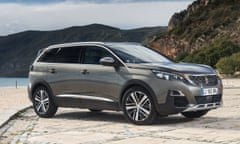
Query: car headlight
[{"left": 152, "top": 70, "right": 185, "bottom": 81}]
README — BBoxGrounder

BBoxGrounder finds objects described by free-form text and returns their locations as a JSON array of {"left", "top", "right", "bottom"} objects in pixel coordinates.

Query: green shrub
[
  {"left": 216, "top": 57, "right": 235, "bottom": 74},
  {"left": 171, "top": 25, "right": 185, "bottom": 35},
  {"left": 180, "top": 38, "right": 240, "bottom": 67},
  {"left": 216, "top": 52, "right": 240, "bottom": 74},
  {"left": 211, "top": 0, "right": 237, "bottom": 5}
]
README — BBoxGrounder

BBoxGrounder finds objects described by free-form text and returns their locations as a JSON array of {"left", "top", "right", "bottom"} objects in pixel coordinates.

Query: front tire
[
  {"left": 181, "top": 110, "right": 208, "bottom": 118},
  {"left": 122, "top": 86, "right": 157, "bottom": 125},
  {"left": 32, "top": 86, "right": 58, "bottom": 118}
]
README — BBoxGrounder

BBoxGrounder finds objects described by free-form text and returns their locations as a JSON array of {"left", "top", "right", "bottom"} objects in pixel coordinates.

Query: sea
[{"left": 0, "top": 77, "right": 28, "bottom": 87}]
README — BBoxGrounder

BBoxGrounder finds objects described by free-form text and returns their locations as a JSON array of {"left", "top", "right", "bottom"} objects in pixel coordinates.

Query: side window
[
  {"left": 83, "top": 46, "right": 113, "bottom": 64},
  {"left": 54, "top": 47, "right": 81, "bottom": 63},
  {"left": 38, "top": 48, "right": 58, "bottom": 63},
  {"left": 38, "top": 47, "right": 81, "bottom": 64}
]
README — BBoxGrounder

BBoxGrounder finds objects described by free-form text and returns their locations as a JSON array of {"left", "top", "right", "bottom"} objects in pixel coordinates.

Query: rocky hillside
[
  {"left": 0, "top": 24, "right": 166, "bottom": 77},
  {"left": 148, "top": 0, "right": 240, "bottom": 58}
]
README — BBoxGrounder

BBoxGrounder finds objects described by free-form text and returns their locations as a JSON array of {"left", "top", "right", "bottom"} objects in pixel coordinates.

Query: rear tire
[
  {"left": 32, "top": 86, "right": 58, "bottom": 118},
  {"left": 181, "top": 110, "right": 208, "bottom": 118},
  {"left": 122, "top": 86, "right": 157, "bottom": 125}
]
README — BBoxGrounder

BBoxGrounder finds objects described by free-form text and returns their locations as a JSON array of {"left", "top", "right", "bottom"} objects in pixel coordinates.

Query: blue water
[{"left": 0, "top": 77, "right": 28, "bottom": 87}]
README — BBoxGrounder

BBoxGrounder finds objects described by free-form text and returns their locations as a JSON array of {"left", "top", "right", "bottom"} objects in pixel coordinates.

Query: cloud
[{"left": 0, "top": 1, "right": 192, "bottom": 35}]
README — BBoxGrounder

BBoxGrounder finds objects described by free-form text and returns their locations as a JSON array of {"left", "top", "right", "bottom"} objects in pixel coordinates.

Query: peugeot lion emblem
[{"left": 205, "top": 77, "right": 209, "bottom": 84}]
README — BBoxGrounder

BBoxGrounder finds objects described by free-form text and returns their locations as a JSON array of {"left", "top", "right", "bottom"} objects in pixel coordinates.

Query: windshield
[{"left": 108, "top": 44, "right": 173, "bottom": 64}]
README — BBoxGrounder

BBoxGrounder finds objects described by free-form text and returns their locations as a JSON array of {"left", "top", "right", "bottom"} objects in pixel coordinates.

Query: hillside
[
  {"left": 0, "top": 24, "right": 166, "bottom": 77},
  {"left": 148, "top": 0, "right": 240, "bottom": 58}
]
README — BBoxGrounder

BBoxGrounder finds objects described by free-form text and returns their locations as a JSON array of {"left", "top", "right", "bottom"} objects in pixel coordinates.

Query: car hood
[{"left": 127, "top": 62, "right": 216, "bottom": 74}]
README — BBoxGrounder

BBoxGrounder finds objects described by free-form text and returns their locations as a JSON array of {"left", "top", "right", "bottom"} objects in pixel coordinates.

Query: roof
[{"left": 46, "top": 42, "right": 141, "bottom": 49}]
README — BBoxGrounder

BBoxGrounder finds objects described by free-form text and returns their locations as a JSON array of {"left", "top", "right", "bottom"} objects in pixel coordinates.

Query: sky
[{"left": 0, "top": 0, "right": 194, "bottom": 36}]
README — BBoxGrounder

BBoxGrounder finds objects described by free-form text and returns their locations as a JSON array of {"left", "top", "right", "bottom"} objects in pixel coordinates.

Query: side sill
[
  {"left": 56, "top": 94, "right": 114, "bottom": 102},
  {"left": 55, "top": 94, "right": 120, "bottom": 111}
]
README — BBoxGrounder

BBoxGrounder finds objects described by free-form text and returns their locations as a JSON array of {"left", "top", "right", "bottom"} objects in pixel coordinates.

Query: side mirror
[{"left": 99, "top": 57, "right": 115, "bottom": 66}]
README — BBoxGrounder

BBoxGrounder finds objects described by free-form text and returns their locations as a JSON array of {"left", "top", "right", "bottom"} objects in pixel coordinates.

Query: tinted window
[
  {"left": 83, "top": 46, "right": 112, "bottom": 64},
  {"left": 39, "top": 47, "right": 81, "bottom": 63},
  {"left": 38, "top": 48, "right": 58, "bottom": 63}
]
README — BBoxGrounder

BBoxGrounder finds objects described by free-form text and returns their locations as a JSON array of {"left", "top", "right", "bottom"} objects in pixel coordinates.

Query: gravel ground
[{"left": 0, "top": 88, "right": 240, "bottom": 144}]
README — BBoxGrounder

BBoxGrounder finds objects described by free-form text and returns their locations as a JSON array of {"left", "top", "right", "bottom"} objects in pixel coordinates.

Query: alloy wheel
[
  {"left": 125, "top": 91, "right": 152, "bottom": 122},
  {"left": 34, "top": 89, "right": 50, "bottom": 114}
]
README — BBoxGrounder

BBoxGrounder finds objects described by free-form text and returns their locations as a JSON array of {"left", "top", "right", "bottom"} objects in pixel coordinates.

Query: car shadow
[
  {"left": 54, "top": 110, "right": 196, "bottom": 125},
  {"left": 54, "top": 110, "right": 128, "bottom": 123},
  {"left": 52, "top": 110, "right": 238, "bottom": 131}
]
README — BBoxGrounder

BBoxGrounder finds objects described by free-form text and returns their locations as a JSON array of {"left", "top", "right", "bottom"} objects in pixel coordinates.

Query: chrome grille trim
[{"left": 188, "top": 75, "right": 219, "bottom": 86}]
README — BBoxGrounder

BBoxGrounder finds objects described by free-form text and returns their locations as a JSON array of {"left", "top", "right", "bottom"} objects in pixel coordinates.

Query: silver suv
[{"left": 28, "top": 42, "right": 223, "bottom": 125}]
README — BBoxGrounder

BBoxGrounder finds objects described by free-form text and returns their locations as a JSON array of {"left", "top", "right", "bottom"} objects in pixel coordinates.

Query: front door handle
[
  {"left": 48, "top": 68, "right": 56, "bottom": 74},
  {"left": 81, "top": 69, "right": 89, "bottom": 75}
]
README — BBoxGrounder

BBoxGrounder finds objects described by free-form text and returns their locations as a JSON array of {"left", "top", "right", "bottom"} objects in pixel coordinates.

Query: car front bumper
[
  {"left": 152, "top": 79, "right": 223, "bottom": 115},
  {"left": 183, "top": 102, "right": 222, "bottom": 112}
]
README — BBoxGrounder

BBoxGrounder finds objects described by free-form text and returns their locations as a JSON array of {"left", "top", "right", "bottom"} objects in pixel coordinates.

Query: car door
[
  {"left": 78, "top": 46, "right": 126, "bottom": 103},
  {"left": 40, "top": 46, "right": 83, "bottom": 96}
]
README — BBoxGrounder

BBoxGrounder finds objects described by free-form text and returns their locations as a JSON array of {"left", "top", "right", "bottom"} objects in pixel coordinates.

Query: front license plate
[{"left": 200, "top": 88, "right": 218, "bottom": 96}]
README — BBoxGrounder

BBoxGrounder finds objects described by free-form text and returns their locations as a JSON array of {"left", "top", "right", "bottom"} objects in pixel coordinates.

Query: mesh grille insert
[{"left": 189, "top": 75, "right": 218, "bottom": 86}]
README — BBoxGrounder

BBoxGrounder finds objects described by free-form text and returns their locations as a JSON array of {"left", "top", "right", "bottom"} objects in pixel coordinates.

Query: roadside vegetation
[
  {"left": 176, "top": 38, "right": 240, "bottom": 77},
  {"left": 216, "top": 52, "right": 240, "bottom": 76},
  {"left": 170, "top": 0, "right": 240, "bottom": 43},
  {"left": 165, "top": 0, "right": 240, "bottom": 77}
]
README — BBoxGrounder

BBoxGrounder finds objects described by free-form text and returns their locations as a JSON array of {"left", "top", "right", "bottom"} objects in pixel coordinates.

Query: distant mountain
[{"left": 0, "top": 24, "right": 166, "bottom": 77}]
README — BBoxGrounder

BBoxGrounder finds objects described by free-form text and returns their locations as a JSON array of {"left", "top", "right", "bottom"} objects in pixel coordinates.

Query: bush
[
  {"left": 180, "top": 38, "right": 240, "bottom": 67},
  {"left": 171, "top": 25, "right": 185, "bottom": 35},
  {"left": 211, "top": 0, "right": 237, "bottom": 5},
  {"left": 216, "top": 52, "right": 240, "bottom": 74},
  {"left": 216, "top": 57, "right": 235, "bottom": 74}
]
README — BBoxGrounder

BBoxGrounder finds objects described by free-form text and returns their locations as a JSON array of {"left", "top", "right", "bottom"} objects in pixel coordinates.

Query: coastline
[
  {"left": 0, "top": 77, "right": 28, "bottom": 87},
  {"left": 0, "top": 86, "right": 31, "bottom": 128},
  {"left": 0, "top": 86, "right": 30, "bottom": 108}
]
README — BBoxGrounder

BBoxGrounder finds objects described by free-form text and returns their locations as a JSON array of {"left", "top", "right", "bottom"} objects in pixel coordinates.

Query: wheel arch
[
  {"left": 30, "top": 81, "right": 57, "bottom": 105},
  {"left": 119, "top": 79, "right": 158, "bottom": 109}
]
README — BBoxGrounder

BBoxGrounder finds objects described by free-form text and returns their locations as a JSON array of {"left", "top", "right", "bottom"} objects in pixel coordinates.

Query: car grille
[
  {"left": 189, "top": 75, "right": 218, "bottom": 86},
  {"left": 195, "top": 94, "right": 222, "bottom": 104}
]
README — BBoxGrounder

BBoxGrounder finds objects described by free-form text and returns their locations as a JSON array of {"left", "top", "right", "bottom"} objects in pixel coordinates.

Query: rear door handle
[
  {"left": 81, "top": 69, "right": 89, "bottom": 75},
  {"left": 48, "top": 68, "right": 56, "bottom": 74}
]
